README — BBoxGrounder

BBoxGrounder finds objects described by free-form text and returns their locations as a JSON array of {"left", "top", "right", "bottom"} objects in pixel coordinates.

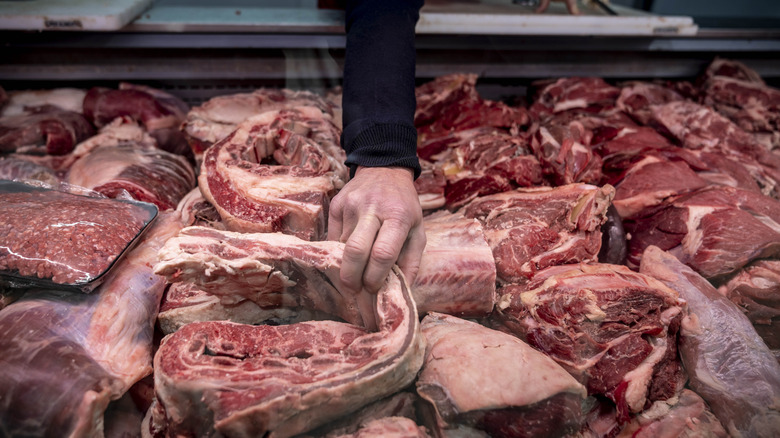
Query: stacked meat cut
[{"left": 2, "top": 57, "right": 780, "bottom": 437}]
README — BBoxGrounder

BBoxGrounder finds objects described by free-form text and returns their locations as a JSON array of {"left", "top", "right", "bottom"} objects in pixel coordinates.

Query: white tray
[{"left": 0, "top": 0, "right": 154, "bottom": 31}]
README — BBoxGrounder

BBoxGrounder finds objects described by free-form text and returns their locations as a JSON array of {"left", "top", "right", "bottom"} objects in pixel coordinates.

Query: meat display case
[
  {"left": 2, "top": 0, "right": 779, "bottom": 104},
  {"left": 2, "top": 1, "right": 780, "bottom": 437}
]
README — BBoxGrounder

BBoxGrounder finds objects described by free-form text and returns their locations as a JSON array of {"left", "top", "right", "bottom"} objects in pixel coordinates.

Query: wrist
[{"left": 355, "top": 166, "right": 414, "bottom": 180}]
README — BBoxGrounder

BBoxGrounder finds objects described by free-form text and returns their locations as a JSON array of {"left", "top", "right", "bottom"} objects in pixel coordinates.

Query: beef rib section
[
  {"left": 198, "top": 107, "right": 345, "bottom": 241},
  {"left": 149, "top": 227, "right": 424, "bottom": 437}
]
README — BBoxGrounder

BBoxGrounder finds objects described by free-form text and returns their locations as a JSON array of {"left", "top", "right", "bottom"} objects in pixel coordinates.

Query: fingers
[
  {"left": 395, "top": 225, "right": 427, "bottom": 286},
  {"left": 535, "top": 0, "right": 551, "bottom": 13},
  {"left": 326, "top": 197, "right": 344, "bottom": 242},
  {"left": 360, "top": 219, "right": 414, "bottom": 293},
  {"left": 565, "top": 0, "right": 580, "bottom": 15},
  {"left": 340, "top": 214, "right": 381, "bottom": 293}
]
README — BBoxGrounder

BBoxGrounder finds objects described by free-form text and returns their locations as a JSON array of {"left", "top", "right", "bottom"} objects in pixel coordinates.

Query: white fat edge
[
  {"left": 680, "top": 206, "right": 717, "bottom": 258},
  {"left": 569, "top": 192, "right": 595, "bottom": 227},
  {"left": 623, "top": 155, "right": 664, "bottom": 178},
  {"left": 224, "top": 165, "right": 334, "bottom": 203},
  {"left": 537, "top": 126, "right": 561, "bottom": 147},
  {"left": 553, "top": 98, "right": 588, "bottom": 113},
  {"left": 621, "top": 336, "right": 670, "bottom": 413},
  {"left": 753, "top": 213, "right": 780, "bottom": 235},
  {"left": 613, "top": 126, "right": 639, "bottom": 140}
]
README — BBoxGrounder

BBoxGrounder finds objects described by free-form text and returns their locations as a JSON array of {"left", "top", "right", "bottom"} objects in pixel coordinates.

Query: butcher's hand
[
  {"left": 535, "top": 0, "right": 580, "bottom": 15},
  {"left": 328, "top": 166, "right": 426, "bottom": 294}
]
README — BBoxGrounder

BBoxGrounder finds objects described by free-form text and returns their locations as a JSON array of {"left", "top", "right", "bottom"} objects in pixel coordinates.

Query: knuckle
[{"left": 371, "top": 243, "right": 398, "bottom": 265}]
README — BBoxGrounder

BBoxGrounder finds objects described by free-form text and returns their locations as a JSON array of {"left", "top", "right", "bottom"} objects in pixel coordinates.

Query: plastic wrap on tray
[{"left": 0, "top": 180, "right": 157, "bottom": 292}]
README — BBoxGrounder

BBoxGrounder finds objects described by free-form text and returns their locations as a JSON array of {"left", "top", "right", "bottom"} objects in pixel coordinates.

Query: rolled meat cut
[{"left": 149, "top": 227, "right": 425, "bottom": 437}]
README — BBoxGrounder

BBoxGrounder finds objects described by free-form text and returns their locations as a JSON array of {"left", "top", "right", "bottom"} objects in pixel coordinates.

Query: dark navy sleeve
[{"left": 341, "top": 0, "right": 423, "bottom": 179}]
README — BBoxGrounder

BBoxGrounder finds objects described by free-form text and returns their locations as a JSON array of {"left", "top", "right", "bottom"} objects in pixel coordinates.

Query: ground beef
[{"left": 0, "top": 189, "right": 153, "bottom": 286}]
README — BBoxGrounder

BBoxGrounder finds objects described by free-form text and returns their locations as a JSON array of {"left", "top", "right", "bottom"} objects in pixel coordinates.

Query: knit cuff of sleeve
[{"left": 343, "top": 122, "right": 421, "bottom": 180}]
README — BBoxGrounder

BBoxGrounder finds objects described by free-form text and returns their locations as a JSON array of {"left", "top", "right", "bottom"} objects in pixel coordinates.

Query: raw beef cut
[
  {"left": 157, "top": 282, "right": 334, "bottom": 335},
  {"left": 174, "top": 187, "right": 225, "bottom": 230},
  {"left": 411, "top": 211, "right": 496, "bottom": 317},
  {"left": 461, "top": 184, "right": 613, "bottom": 284},
  {"left": 700, "top": 57, "right": 765, "bottom": 85},
  {"left": 0, "top": 212, "right": 184, "bottom": 437},
  {"left": 625, "top": 185, "right": 780, "bottom": 280},
  {"left": 149, "top": 227, "right": 425, "bottom": 438},
  {"left": 646, "top": 100, "right": 780, "bottom": 197},
  {"left": 416, "top": 312, "right": 587, "bottom": 438},
  {"left": 413, "top": 162, "right": 446, "bottom": 211},
  {"left": 639, "top": 246, "right": 780, "bottom": 438},
  {"left": 18, "top": 117, "right": 159, "bottom": 176},
  {"left": 0, "top": 87, "right": 86, "bottom": 116},
  {"left": 198, "top": 107, "right": 345, "bottom": 240},
  {"left": 183, "top": 88, "right": 336, "bottom": 158},
  {"left": 616, "top": 81, "right": 686, "bottom": 126},
  {"left": 420, "top": 127, "right": 543, "bottom": 209},
  {"left": 0, "top": 105, "right": 94, "bottom": 155},
  {"left": 611, "top": 156, "right": 710, "bottom": 219},
  {"left": 611, "top": 389, "right": 728, "bottom": 438},
  {"left": 721, "top": 259, "right": 780, "bottom": 356},
  {"left": 66, "top": 142, "right": 196, "bottom": 211},
  {"left": 415, "top": 74, "right": 529, "bottom": 142},
  {"left": 530, "top": 77, "right": 620, "bottom": 118},
  {"left": 414, "top": 73, "right": 479, "bottom": 127},
  {"left": 83, "top": 83, "right": 191, "bottom": 157},
  {"left": 700, "top": 59, "right": 780, "bottom": 149},
  {"left": 492, "top": 263, "right": 685, "bottom": 423},
  {"left": 531, "top": 119, "right": 603, "bottom": 185}
]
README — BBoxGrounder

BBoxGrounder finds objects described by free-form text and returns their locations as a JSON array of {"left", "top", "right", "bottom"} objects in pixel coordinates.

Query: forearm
[{"left": 342, "top": 0, "right": 423, "bottom": 179}]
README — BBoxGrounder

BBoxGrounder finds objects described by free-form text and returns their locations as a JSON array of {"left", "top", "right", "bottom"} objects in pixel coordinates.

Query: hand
[
  {"left": 535, "top": 0, "right": 580, "bottom": 15},
  {"left": 328, "top": 166, "right": 426, "bottom": 294}
]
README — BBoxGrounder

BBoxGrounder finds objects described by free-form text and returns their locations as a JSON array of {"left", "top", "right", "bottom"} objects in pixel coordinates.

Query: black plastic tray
[{"left": 0, "top": 180, "right": 158, "bottom": 293}]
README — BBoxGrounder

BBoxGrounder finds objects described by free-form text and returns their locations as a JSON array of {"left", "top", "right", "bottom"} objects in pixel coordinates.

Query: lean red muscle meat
[
  {"left": 198, "top": 107, "right": 345, "bottom": 240},
  {"left": 150, "top": 227, "right": 424, "bottom": 438},
  {"left": 530, "top": 119, "right": 603, "bottom": 185},
  {"left": 83, "top": 83, "right": 191, "bottom": 157},
  {"left": 645, "top": 100, "right": 780, "bottom": 196},
  {"left": 416, "top": 312, "right": 587, "bottom": 438},
  {"left": 183, "top": 88, "right": 336, "bottom": 159},
  {"left": 0, "top": 213, "right": 184, "bottom": 437},
  {"left": 412, "top": 211, "right": 496, "bottom": 317},
  {"left": 624, "top": 185, "right": 780, "bottom": 280},
  {"left": 419, "top": 127, "right": 543, "bottom": 209},
  {"left": 66, "top": 142, "right": 196, "bottom": 211},
  {"left": 700, "top": 59, "right": 780, "bottom": 149},
  {"left": 415, "top": 74, "right": 529, "bottom": 142},
  {"left": 530, "top": 77, "right": 620, "bottom": 119},
  {"left": 460, "top": 184, "right": 613, "bottom": 284},
  {"left": 492, "top": 263, "right": 685, "bottom": 424},
  {"left": 640, "top": 246, "right": 780, "bottom": 438},
  {"left": 0, "top": 105, "right": 94, "bottom": 155}
]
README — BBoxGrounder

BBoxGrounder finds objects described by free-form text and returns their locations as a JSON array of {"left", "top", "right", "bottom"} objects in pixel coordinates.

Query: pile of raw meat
[{"left": 1, "top": 57, "right": 780, "bottom": 438}]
